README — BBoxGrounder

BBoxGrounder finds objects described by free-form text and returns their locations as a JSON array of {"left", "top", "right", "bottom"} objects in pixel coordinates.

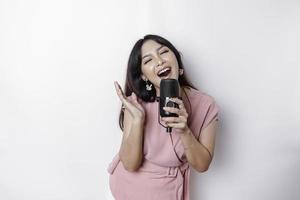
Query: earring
[
  {"left": 179, "top": 69, "right": 184, "bottom": 76},
  {"left": 145, "top": 80, "right": 153, "bottom": 91},
  {"left": 179, "top": 69, "right": 183, "bottom": 75}
]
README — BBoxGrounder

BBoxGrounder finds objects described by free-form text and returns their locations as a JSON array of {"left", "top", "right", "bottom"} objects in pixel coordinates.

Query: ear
[
  {"left": 141, "top": 74, "right": 147, "bottom": 81},
  {"left": 179, "top": 69, "right": 184, "bottom": 75}
]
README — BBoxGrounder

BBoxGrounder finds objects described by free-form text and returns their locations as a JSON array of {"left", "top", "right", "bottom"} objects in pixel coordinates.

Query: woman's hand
[
  {"left": 114, "top": 81, "right": 145, "bottom": 122},
  {"left": 161, "top": 97, "right": 189, "bottom": 134}
]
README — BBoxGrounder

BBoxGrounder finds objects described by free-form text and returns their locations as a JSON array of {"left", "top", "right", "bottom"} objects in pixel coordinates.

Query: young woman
[{"left": 107, "top": 34, "right": 220, "bottom": 200}]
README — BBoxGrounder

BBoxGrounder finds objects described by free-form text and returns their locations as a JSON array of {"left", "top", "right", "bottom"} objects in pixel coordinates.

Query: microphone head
[
  {"left": 160, "top": 78, "right": 180, "bottom": 98},
  {"left": 159, "top": 79, "right": 180, "bottom": 118}
]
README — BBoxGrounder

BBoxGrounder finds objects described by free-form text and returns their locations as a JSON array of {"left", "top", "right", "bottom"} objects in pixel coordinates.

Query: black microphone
[{"left": 156, "top": 78, "right": 181, "bottom": 133}]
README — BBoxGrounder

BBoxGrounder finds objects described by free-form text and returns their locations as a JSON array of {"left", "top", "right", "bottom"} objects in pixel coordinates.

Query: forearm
[
  {"left": 119, "top": 120, "right": 144, "bottom": 171},
  {"left": 180, "top": 128, "right": 212, "bottom": 172}
]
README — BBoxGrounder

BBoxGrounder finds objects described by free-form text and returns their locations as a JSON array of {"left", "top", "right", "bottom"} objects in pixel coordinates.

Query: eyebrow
[{"left": 142, "top": 45, "right": 164, "bottom": 59}]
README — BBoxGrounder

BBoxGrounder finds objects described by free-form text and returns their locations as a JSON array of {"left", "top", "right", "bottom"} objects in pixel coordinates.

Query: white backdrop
[{"left": 0, "top": 0, "right": 299, "bottom": 199}]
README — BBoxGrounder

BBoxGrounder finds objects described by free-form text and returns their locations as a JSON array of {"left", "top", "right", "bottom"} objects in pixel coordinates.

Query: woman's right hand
[{"left": 114, "top": 81, "right": 145, "bottom": 123}]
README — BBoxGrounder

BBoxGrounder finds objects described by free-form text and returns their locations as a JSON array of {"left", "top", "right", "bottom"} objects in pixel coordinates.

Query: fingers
[
  {"left": 131, "top": 91, "right": 138, "bottom": 102},
  {"left": 114, "top": 81, "right": 132, "bottom": 110},
  {"left": 161, "top": 97, "right": 189, "bottom": 133},
  {"left": 169, "top": 97, "right": 184, "bottom": 109},
  {"left": 161, "top": 116, "right": 188, "bottom": 133},
  {"left": 163, "top": 97, "right": 188, "bottom": 117},
  {"left": 163, "top": 106, "right": 180, "bottom": 115},
  {"left": 114, "top": 81, "right": 125, "bottom": 100},
  {"left": 163, "top": 106, "right": 188, "bottom": 117},
  {"left": 163, "top": 122, "right": 187, "bottom": 129},
  {"left": 161, "top": 116, "right": 184, "bottom": 123},
  {"left": 130, "top": 92, "right": 140, "bottom": 107},
  {"left": 114, "top": 81, "right": 143, "bottom": 114}
]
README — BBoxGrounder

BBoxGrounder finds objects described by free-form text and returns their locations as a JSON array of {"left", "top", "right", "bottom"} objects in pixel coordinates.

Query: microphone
[{"left": 156, "top": 78, "right": 182, "bottom": 133}]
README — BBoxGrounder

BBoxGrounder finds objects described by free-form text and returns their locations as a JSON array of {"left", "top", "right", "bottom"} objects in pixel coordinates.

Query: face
[{"left": 140, "top": 40, "right": 183, "bottom": 92}]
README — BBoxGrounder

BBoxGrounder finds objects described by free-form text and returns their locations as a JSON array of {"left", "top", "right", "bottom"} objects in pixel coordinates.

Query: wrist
[
  {"left": 180, "top": 128, "right": 196, "bottom": 150},
  {"left": 180, "top": 126, "right": 191, "bottom": 135},
  {"left": 180, "top": 127, "right": 193, "bottom": 142}
]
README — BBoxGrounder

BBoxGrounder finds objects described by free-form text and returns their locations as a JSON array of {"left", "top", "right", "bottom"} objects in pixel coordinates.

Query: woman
[{"left": 107, "top": 34, "right": 220, "bottom": 200}]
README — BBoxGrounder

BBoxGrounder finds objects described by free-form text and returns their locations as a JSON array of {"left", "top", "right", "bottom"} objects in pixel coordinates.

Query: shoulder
[{"left": 183, "top": 86, "right": 215, "bottom": 105}]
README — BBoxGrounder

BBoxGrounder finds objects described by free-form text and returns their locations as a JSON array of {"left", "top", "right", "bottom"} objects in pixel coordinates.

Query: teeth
[{"left": 158, "top": 67, "right": 171, "bottom": 75}]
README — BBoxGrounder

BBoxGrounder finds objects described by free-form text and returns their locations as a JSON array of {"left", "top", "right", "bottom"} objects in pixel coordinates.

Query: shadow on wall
[{"left": 189, "top": 108, "right": 236, "bottom": 199}]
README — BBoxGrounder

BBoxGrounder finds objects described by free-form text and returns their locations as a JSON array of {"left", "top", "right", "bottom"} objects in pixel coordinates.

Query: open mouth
[{"left": 157, "top": 67, "right": 171, "bottom": 78}]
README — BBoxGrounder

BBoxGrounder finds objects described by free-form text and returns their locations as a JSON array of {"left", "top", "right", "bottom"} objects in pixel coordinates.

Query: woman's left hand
[{"left": 161, "top": 97, "right": 189, "bottom": 134}]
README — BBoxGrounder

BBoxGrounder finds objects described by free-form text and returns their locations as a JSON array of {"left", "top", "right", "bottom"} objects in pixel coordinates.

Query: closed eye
[
  {"left": 160, "top": 50, "right": 169, "bottom": 54},
  {"left": 144, "top": 50, "right": 169, "bottom": 64},
  {"left": 144, "top": 59, "right": 152, "bottom": 64}
]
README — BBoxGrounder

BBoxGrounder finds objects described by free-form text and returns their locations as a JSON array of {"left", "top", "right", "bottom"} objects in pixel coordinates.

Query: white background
[{"left": 0, "top": 0, "right": 299, "bottom": 199}]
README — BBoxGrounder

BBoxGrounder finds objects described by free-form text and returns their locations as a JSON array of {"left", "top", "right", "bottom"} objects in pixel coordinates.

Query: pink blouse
[{"left": 107, "top": 87, "right": 220, "bottom": 200}]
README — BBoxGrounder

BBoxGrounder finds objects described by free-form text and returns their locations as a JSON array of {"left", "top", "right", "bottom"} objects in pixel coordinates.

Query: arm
[
  {"left": 180, "top": 119, "right": 218, "bottom": 172},
  {"left": 113, "top": 81, "right": 145, "bottom": 172},
  {"left": 118, "top": 108, "right": 144, "bottom": 172}
]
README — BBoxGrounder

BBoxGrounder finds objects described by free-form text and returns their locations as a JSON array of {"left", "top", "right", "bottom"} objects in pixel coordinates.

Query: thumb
[
  {"left": 132, "top": 92, "right": 137, "bottom": 101},
  {"left": 131, "top": 92, "right": 142, "bottom": 106}
]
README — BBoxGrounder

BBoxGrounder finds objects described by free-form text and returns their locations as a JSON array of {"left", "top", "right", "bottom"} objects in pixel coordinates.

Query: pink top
[{"left": 107, "top": 87, "right": 220, "bottom": 200}]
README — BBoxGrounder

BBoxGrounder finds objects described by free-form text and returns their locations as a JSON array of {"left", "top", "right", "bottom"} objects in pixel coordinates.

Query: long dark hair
[{"left": 119, "top": 34, "right": 198, "bottom": 131}]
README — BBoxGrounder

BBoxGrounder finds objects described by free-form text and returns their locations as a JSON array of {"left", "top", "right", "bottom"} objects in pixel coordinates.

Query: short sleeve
[
  {"left": 202, "top": 97, "right": 220, "bottom": 131},
  {"left": 193, "top": 95, "right": 219, "bottom": 140},
  {"left": 188, "top": 90, "right": 220, "bottom": 141}
]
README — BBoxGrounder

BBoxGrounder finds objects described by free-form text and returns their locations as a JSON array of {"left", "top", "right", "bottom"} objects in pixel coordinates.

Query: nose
[{"left": 156, "top": 56, "right": 165, "bottom": 67}]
